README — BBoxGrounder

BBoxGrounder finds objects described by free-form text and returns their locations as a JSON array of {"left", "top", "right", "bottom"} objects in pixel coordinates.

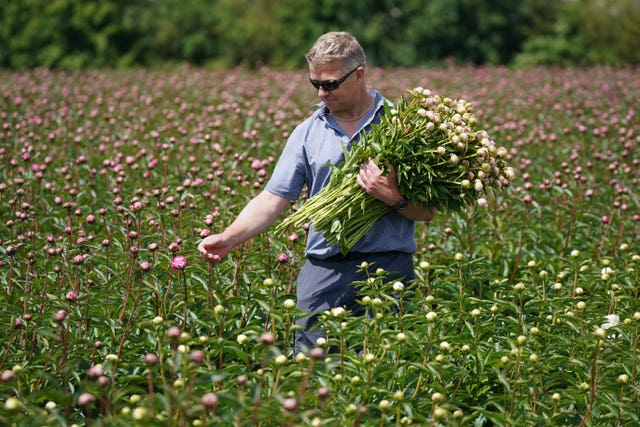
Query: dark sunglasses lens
[{"left": 323, "top": 81, "right": 339, "bottom": 91}]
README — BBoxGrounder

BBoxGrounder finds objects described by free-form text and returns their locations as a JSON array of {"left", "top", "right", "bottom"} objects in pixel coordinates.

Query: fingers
[{"left": 198, "top": 236, "right": 223, "bottom": 264}]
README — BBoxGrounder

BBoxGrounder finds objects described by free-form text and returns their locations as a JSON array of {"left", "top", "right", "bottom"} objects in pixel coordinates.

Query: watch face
[{"left": 395, "top": 198, "right": 408, "bottom": 211}]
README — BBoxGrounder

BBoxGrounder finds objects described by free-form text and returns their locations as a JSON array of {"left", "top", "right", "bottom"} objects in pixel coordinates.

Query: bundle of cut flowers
[{"left": 277, "top": 87, "right": 515, "bottom": 254}]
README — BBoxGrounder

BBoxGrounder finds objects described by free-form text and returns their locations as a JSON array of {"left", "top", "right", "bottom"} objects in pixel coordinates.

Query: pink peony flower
[
  {"left": 277, "top": 253, "right": 289, "bottom": 263},
  {"left": 171, "top": 255, "right": 188, "bottom": 270}
]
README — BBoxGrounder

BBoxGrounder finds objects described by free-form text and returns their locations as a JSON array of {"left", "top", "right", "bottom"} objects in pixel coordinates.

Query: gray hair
[{"left": 305, "top": 32, "right": 366, "bottom": 73}]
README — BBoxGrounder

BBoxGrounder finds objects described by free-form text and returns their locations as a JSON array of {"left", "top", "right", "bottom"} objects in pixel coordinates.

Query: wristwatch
[{"left": 392, "top": 197, "right": 409, "bottom": 212}]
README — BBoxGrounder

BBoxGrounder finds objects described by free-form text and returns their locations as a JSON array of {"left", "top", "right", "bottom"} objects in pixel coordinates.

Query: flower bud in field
[
  {"left": 275, "top": 354, "right": 287, "bottom": 365},
  {"left": 433, "top": 406, "right": 448, "bottom": 422},
  {"left": 514, "top": 282, "right": 525, "bottom": 291},
  {"left": 552, "top": 392, "right": 561, "bottom": 402},
  {"left": 144, "top": 353, "right": 158, "bottom": 365},
  {"left": 45, "top": 401, "right": 57, "bottom": 411},
  {"left": 259, "top": 332, "right": 275, "bottom": 345},
  {"left": 419, "top": 261, "right": 430, "bottom": 269},
  {"left": 277, "top": 253, "right": 289, "bottom": 263},
  {"left": 530, "top": 327, "right": 539, "bottom": 336},
  {"left": 4, "top": 397, "right": 21, "bottom": 411},
  {"left": 88, "top": 364, "right": 104, "bottom": 378},
  {"left": 166, "top": 326, "right": 181, "bottom": 339},
  {"left": 331, "top": 307, "right": 346, "bottom": 317},
  {"left": 295, "top": 352, "right": 307, "bottom": 363},
  {"left": 105, "top": 353, "right": 118, "bottom": 363},
  {"left": 189, "top": 349, "right": 204, "bottom": 364},
  {"left": 617, "top": 374, "right": 629, "bottom": 384},
  {"left": 634, "top": 312, "right": 640, "bottom": 321},
  {"left": 201, "top": 392, "right": 219, "bottom": 409},
  {"left": 0, "top": 370, "right": 15, "bottom": 382},
  {"left": 396, "top": 332, "right": 407, "bottom": 342},
  {"left": 173, "top": 378, "right": 185, "bottom": 388},
  {"left": 454, "top": 252, "right": 464, "bottom": 261},
  {"left": 310, "top": 347, "right": 325, "bottom": 360},
  {"left": 171, "top": 255, "right": 188, "bottom": 270},
  {"left": 393, "top": 281, "right": 404, "bottom": 292},
  {"left": 77, "top": 393, "right": 95, "bottom": 406},
  {"left": 576, "top": 301, "right": 586, "bottom": 310},
  {"left": 450, "top": 154, "right": 459, "bottom": 165},
  {"left": 426, "top": 311, "right": 438, "bottom": 322},
  {"left": 431, "top": 392, "right": 445, "bottom": 403},
  {"left": 439, "top": 341, "right": 450, "bottom": 352},
  {"left": 283, "top": 397, "right": 298, "bottom": 412},
  {"left": 262, "top": 278, "right": 274, "bottom": 286},
  {"left": 236, "top": 334, "right": 249, "bottom": 345},
  {"left": 53, "top": 309, "right": 67, "bottom": 323},
  {"left": 471, "top": 308, "right": 481, "bottom": 318},
  {"left": 378, "top": 399, "right": 391, "bottom": 410},
  {"left": 529, "top": 353, "right": 539, "bottom": 362},
  {"left": 213, "top": 304, "right": 225, "bottom": 315},
  {"left": 283, "top": 299, "right": 296, "bottom": 309},
  {"left": 132, "top": 406, "right": 148, "bottom": 420},
  {"left": 516, "top": 335, "right": 527, "bottom": 346},
  {"left": 594, "top": 327, "right": 607, "bottom": 339}
]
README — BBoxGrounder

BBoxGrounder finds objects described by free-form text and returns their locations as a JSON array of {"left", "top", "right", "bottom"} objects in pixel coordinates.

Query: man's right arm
[{"left": 198, "top": 190, "right": 291, "bottom": 263}]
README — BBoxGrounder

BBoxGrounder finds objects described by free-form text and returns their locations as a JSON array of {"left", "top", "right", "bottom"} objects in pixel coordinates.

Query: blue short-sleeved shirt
[{"left": 266, "top": 90, "right": 417, "bottom": 259}]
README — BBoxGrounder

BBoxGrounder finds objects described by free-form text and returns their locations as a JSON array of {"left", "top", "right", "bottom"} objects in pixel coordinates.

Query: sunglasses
[{"left": 308, "top": 65, "right": 361, "bottom": 92}]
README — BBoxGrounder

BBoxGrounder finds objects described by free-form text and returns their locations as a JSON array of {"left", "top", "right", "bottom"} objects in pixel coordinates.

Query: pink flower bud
[
  {"left": 171, "top": 255, "right": 188, "bottom": 270},
  {"left": 144, "top": 353, "right": 159, "bottom": 365},
  {"left": 259, "top": 332, "right": 275, "bottom": 345},
  {"left": 77, "top": 392, "right": 95, "bottom": 406},
  {"left": 88, "top": 365, "right": 104, "bottom": 378},
  {"left": 309, "top": 347, "right": 325, "bottom": 360},
  {"left": 277, "top": 253, "right": 289, "bottom": 263},
  {"left": 189, "top": 349, "right": 205, "bottom": 364},
  {"left": 166, "top": 326, "right": 181, "bottom": 339},
  {"left": 201, "top": 392, "right": 219, "bottom": 409},
  {"left": 283, "top": 397, "right": 298, "bottom": 412},
  {"left": 53, "top": 309, "right": 67, "bottom": 323}
]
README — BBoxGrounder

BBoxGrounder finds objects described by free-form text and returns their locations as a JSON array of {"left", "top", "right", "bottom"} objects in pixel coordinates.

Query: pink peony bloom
[{"left": 171, "top": 255, "right": 188, "bottom": 270}]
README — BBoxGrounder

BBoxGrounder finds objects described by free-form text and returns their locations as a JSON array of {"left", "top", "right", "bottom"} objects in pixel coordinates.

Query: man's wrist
[{"left": 392, "top": 197, "right": 409, "bottom": 212}]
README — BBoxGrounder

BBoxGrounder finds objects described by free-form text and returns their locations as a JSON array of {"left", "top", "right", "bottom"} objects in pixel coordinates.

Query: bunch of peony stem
[{"left": 277, "top": 87, "right": 514, "bottom": 254}]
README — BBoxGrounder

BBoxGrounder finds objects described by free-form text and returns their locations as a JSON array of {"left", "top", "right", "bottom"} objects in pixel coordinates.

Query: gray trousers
[{"left": 294, "top": 251, "right": 415, "bottom": 355}]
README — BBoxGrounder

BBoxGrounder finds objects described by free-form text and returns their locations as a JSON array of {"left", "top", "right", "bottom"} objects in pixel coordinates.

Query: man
[{"left": 198, "top": 31, "right": 435, "bottom": 354}]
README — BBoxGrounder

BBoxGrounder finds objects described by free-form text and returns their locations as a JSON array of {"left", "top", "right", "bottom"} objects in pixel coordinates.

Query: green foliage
[
  {"left": 1, "top": 0, "right": 638, "bottom": 69},
  {"left": 1, "top": 65, "right": 639, "bottom": 425}
]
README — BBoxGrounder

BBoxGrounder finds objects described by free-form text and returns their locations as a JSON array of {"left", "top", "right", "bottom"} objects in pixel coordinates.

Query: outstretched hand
[{"left": 197, "top": 234, "right": 233, "bottom": 264}]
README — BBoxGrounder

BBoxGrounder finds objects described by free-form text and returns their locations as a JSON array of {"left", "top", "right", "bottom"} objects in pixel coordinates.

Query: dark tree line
[{"left": 1, "top": 0, "right": 638, "bottom": 69}]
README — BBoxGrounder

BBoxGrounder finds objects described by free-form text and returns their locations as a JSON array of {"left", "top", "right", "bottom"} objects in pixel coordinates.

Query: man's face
[{"left": 308, "top": 62, "right": 360, "bottom": 111}]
